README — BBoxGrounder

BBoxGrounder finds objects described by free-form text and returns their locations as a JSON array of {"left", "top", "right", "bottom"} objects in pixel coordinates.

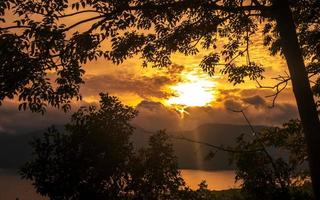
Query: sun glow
[{"left": 167, "top": 72, "right": 218, "bottom": 108}]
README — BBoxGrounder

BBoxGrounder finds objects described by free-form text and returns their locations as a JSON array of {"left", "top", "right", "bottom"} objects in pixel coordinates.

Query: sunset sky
[{"left": 0, "top": 11, "right": 299, "bottom": 134}]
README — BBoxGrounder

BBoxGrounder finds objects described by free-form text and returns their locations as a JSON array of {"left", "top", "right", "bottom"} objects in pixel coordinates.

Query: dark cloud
[
  {"left": 0, "top": 99, "right": 96, "bottom": 134},
  {"left": 82, "top": 75, "right": 169, "bottom": 99},
  {"left": 133, "top": 100, "right": 180, "bottom": 131},
  {"left": 223, "top": 99, "right": 244, "bottom": 111},
  {"left": 81, "top": 64, "right": 184, "bottom": 99},
  {"left": 136, "top": 101, "right": 164, "bottom": 111},
  {"left": 218, "top": 87, "right": 295, "bottom": 108},
  {"left": 0, "top": 101, "right": 71, "bottom": 134},
  {"left": 239, "top": 88, "right": 295, "bottom": 104},
  {"left": 186, "top": 101, "right": 297, "bottom": 128},
  {"left": 242, "top": 95, "right": 266, "bottom": 108}
]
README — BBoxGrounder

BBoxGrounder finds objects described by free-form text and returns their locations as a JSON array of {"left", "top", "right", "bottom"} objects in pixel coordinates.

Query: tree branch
[
  {"left": 58, "top": 10, "right": 104, "bottom": 18},
  {"left": 129, "top": 1, "right": 272, "bottom": 13},
  {"left": 140, "top": 129, "right": 263, "bottom": 153},
  {"left": 256, "top": 74, "right": 291, "bottom": 107},
  {"left": 171, "top": 135, "right": 264, "bottom": 153},
  {"left": 2, "top": 1, "right": 272, "bottom": 34},
  {"left": 63, "top": 15, "right": 106, "bottom": 32},
  {"left": 0, "top": 25, "right": 30, "bottom": 31}
]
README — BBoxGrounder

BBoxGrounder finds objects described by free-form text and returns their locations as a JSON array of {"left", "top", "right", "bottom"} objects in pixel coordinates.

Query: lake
[
  {"left": 181, "top": 169, "right": 239, "bottom": 190},
  {"left": 0, "top": 169, "right": 239, "bottom": 200}
]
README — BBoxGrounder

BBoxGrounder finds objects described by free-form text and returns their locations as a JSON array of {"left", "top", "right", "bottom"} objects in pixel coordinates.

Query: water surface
[
  {"left": 181, "top": 169, "right": 239, "bottom": 190},
  {"left": 0, "top": 169, "right": 238, "bottom": 200}
]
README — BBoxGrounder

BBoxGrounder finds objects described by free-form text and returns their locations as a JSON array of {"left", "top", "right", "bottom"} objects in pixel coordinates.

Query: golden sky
[{"left": 0, "top": 8, "right": 299, "bottom": 133}]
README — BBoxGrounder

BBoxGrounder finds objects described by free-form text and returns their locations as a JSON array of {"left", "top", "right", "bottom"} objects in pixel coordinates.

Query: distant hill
[
  {"left": 0, "top": 123, "right": 266, "bottom": 170},
  {"left": 132, "top": 123, "right": 266, "bottom": 170}
]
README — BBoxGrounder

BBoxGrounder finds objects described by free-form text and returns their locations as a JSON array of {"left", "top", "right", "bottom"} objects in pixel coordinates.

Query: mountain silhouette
[{"left": 0, "top": 123, "right": 266, "bottom": 170}]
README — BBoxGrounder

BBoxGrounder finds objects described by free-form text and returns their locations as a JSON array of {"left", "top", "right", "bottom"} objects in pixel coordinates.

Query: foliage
[
  {"left": 20, "top": 93, "right": 137, "bottom": 199},
  {"left": 128, "top": 130, "right": 185, "bottom": 199},
  {"left": 20, "top": 93, "right": 187, "bottom": 199},
  {"left": 230, "top": 119, "right": 313, "bottom": 200},
  {"left": 178, "top": 181, "right": 244, "bottom": 200},
  {"left": 1, "top": 0, "right": 319, "bottom": 112},
  {"left": 191, "top": 181, "right": 221, "bottom": 200}
]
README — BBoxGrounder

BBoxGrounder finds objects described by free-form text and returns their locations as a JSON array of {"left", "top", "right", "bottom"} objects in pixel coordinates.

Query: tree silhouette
[
  {"left": 20, "top": 93, "right": 137, "bottom": 199},
  {"left": 2, "top": 0, "right": 320, "bottom": 197},
  {"left": 230, "top": 119, "right": 313, "bottom": 200},
  {"left": 129, "top": 130, "right": 185, "bottom": 199},
  {"left": 20, "top": 93, "right": 187, "bottom": 199}
]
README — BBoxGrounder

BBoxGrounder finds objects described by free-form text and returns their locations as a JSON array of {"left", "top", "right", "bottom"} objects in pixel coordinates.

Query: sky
[{"left": 0, "top": 8, "right": 299, "bottom": 134}]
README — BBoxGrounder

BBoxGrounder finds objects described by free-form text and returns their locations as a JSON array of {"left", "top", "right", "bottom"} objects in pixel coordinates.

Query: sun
[{"left": 166, "top": 72, "right": 217, "bottom": 109}]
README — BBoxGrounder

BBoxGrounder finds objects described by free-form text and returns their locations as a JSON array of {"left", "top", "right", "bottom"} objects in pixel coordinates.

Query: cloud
[
  {"left": 0, "top": 101, "right": 72, "bottom": 134},
  {"left": 80, "top": 64, "right": 185, "bottom": 102},
  {"left": 239, "top": 88, "right": 295, "bottom": 104},
  {"left": 218, "top": 87, "right": 296, "bottom": 106},
  {"left": 0, "top": 71, "right": 298, "bottom": 134},
  {"left": 182, "top": 104, "right": 297, "bottom": 129},
  {"left": 242, "top": 95, "right": 266, "bottom": 108},
  {"left": 223, "top": 99, "right": 244, "bottom": 110},
  {"left": 83, "top": 75, "right": 170, "bottom": 98},
  {"left": 270, "top": 103, "right": 298, "bottom": 123},
  {"left": 133, "top": 98, "right": 298, "bottom": 131},
  {"left": 222, "top": 94, "right": 267, "bottom": 110},
  {"left": 133, "top": 100, "right": 180, "bottom": 131},
  {"left": 0, "top": 95, "right": 298, "bottom": 134}
]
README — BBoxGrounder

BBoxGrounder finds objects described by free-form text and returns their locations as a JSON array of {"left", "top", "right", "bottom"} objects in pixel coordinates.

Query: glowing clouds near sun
[{"left": 166, "top": 71, "right": 218, "bottom": 108}]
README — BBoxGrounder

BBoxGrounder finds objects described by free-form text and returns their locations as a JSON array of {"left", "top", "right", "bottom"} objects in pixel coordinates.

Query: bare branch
[
  {"left": 227, "top": 108, "right": 256, "bottom": 136},
  {"left": 170, "top": 135, "right": 264, "bottom": 153},
  {"left": 140, "top": 128, "right": 263, "bottom": 153},
  {"left": 256, "top": 74, "right": 291, "bottom": 107}
]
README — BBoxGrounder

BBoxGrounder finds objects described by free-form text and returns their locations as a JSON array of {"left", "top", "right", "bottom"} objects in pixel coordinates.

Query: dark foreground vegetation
[{"left": 20, "top": 94, "right": 314, "bottom": 200}]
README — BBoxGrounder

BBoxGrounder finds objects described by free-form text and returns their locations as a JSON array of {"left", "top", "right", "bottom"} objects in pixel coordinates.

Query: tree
[
  {"left": 230, "top": 119, "right": 313, "bottom": 200},
  {"left": 129, "top": 130, "right": 185, "bottom": 199},
  {"left": 20, "top": 93, "right": 138, "bottom": 199},
  {"left": 20, "top": 93, "right": 186, "bottom": 199},
  {"left": 1, "top": 0, "right": 320, "bottom": 197}
]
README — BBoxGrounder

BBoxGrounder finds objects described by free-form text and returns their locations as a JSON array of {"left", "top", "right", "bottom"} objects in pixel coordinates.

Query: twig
[
  {"left": 227, "top": 108, "right": 256, "bottom": 136},
  {"left": 170, "top": 135, "right": 263, "bottom": 153},
  {"left": 140, "top": 129, "right": 263, "bottom": 153},
  {"left": 256, "top": 74, "right": 291, "bottom": 107}
]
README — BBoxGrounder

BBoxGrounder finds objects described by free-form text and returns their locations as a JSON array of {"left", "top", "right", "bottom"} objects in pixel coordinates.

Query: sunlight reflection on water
[{"left": 180, "top": 169, "right": 240, "bottom": 190}]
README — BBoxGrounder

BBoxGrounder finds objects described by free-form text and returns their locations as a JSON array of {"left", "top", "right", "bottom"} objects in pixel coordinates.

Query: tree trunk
[{"left": 274, "top": 0, "right": 320, "bottom": 198}]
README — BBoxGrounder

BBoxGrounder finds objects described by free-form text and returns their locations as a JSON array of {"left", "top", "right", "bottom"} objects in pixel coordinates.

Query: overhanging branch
[{"left": 2, "top": 1, "right": 273, "bottom": 33}]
